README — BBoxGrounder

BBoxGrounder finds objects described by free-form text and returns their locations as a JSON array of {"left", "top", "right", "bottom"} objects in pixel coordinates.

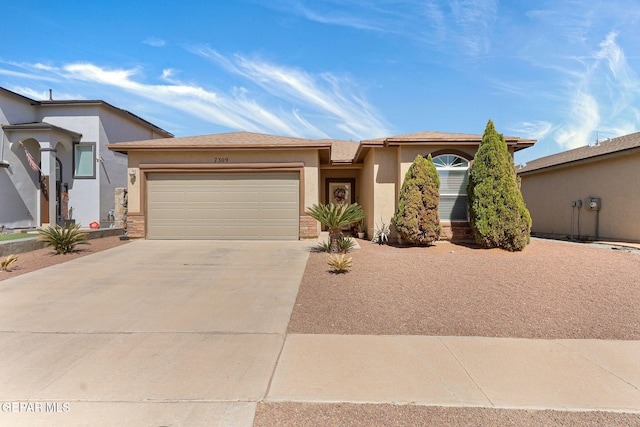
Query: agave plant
[
  {"left": 306, "top": 203, "right": 365, "bottom": 253},
  {"left": 37, "top": 223, "right": 90, "bottom": 254},
  {"left": 1, "top": 254, "right": 18, "bottom": 271},
  {"left": 327, "top": 254, "right": 352, "bottom": 273}
]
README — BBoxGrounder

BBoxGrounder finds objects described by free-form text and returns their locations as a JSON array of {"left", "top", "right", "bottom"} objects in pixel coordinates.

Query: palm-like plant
[
  {"left": 37, "top": 223, "right": 90, "bottom": 254},
  {"left": 306, "top": 203, "right": 365, "bottom": 253}
]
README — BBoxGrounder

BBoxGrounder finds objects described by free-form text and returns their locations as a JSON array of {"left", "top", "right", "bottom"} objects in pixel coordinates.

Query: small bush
[
  {"left": 315, "top": 241, "right": 332, "bottom": 253},
  {"left": 1, "top": 254, "right": 18, "bottom": 271},
  {"left": 327, "top": 254, "right": 352, "bottom": 273},
  {"left": 338, "top": 236, "right": 356, "bottom": 253},
  {"left": 37, "top": 223, "right": 90, "bottom": 254}
]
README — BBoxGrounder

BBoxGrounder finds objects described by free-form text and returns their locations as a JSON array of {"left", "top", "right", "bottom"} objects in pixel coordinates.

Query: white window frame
[
  {"left": 73, "top": 142, "right": 96, "bottom": 179},
  {"left": 432, "top": 154, "right": 470, "bottom": 222}
]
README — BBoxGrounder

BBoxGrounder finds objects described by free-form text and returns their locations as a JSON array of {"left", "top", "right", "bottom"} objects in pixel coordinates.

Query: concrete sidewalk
[
  {"left": 0, "top": 240, "right": 638, "bottom": 426},
  {"left": 267, "top": 335, "right": 640, "bottom": 413}
]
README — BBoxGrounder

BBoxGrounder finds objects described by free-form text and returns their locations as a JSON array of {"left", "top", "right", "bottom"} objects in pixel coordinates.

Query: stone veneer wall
[
  {"left": 127, "top": 213, "right": 145, "bottom": 238},
  {"left": 299, "top": 215, "right": 318, "bottom": 239}
]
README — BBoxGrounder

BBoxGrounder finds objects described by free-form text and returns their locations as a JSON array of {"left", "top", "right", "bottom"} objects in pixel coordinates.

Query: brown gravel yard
[
  {"left": 254, "top": 402, "right": 640, "bottom": 427},
  {"left": 287, "top": 237, "right": 640, "bottom": 340}
]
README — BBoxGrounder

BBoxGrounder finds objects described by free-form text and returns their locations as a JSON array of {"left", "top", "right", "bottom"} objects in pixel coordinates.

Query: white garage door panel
[{"left": 147, "top": 172, "right": 299, "bottom": 240}]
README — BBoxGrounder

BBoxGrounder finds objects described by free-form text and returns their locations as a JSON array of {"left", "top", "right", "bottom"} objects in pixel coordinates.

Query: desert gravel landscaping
[{"left": 288, "top": 237, "right": 640, "bottom": 340}]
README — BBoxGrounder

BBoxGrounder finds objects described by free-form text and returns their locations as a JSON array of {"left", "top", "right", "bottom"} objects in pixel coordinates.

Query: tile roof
[
  {"left": 108, "top": 131, "right": 332, "bottom": 153},
  {"left": 517, "top": 131, "right": 640, "bottom": 174}
]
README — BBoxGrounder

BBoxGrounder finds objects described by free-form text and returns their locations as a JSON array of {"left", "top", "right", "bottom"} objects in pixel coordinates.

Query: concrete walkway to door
[{"left": 0, "top": 240, "right": 313, "bottom": 426}]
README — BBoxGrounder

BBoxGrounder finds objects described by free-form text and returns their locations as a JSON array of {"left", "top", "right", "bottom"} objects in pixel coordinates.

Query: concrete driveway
[{"left": 0, "top": 240, "right": 312, "bottom": 426}]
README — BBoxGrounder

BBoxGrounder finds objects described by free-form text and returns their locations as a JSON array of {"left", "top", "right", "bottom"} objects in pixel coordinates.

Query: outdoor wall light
[{"left": 128, "top": 169, "right": 136, "bottom": 183}]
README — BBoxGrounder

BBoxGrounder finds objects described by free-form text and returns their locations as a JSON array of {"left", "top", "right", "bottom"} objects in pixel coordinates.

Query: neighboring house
[
  {"left": 518, "top": 132, "right": 640, "bottom": 243},
  {"left": 108, "top": 130, "right": 535, "bottom": 240},
  {"left": 0, "top": 87, "right": 173, "bottom": 229}
]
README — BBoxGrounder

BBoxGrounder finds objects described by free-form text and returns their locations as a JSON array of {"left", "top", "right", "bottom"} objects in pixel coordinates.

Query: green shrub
[
  {"left": 393, "top": 154, "right": 441, "bottom": 245},
  {"left": 467, "top": 120, "right": 531, "bottom": 251},
  {"left": 37, "top": 223, "right": 90, "bottom": 254}
]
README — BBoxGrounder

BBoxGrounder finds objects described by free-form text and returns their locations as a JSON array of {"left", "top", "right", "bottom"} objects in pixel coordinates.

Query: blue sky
[{"left": 2, "top": 1, "right": 639, "bottom": 164}]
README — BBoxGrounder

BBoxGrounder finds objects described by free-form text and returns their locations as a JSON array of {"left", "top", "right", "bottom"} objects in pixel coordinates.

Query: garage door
[{"left": 147, "top": 172, "right": 299, "bottom": 240}]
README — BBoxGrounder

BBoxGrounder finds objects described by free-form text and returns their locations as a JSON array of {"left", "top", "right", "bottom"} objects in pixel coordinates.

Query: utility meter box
[{"left": 587, "top": 197, "right": 601, "bottom": 211}]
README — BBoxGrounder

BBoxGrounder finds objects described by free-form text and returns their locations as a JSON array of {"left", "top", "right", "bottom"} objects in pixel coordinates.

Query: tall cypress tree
[
  {"left": 393, "top": 154, "right": 441, "bottom": 245},
  {"left": 467, "top": 120, "right": 531, "bottom": 251}
]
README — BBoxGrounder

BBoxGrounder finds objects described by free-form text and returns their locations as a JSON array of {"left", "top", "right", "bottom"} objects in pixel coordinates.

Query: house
[
  {"left": 518, "top": 132, "right": 640, "bottom": 243},
  {"left": 0, "top": 87, "right": 173, "bottom": 230},
  {"left": 108, "top": 130, "right": 535, "bottom": 240}
]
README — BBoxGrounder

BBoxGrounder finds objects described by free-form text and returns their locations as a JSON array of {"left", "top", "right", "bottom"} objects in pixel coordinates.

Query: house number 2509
[{"left": 214, "top": 157, "right": 229, "bottom": 163}]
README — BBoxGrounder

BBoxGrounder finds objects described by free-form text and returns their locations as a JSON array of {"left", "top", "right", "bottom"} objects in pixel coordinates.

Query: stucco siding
[
  {"left": 520, "top": 152, "right": 640, "bottom": 242},
  {"left": 371, "top": 148, "right": 398, "bottom": 236},
  {"left": 359, "top": 151, "right": 376, "bottom": 236}
]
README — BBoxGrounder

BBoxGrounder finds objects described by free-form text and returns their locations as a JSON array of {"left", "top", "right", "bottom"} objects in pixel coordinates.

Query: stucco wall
[
  {"left": 0, "top": 93, "right": 40, "bottom": 228},
  {"left": 359, "top": 151, "right": 375, "bottom": 236},
  {"left": 126, "top": 149, "right": 321, "bottom": 220},
  {"left": 367, "top": 147, "right": 398, "bottom": 238},
  {"left": 41, "top": 105, "right": 168, "bottom": 226},
  {"left": 520, "top": 151, "right": 640, "bottom": 242}
]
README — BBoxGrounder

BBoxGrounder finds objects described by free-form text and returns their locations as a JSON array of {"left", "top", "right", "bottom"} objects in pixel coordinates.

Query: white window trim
[{"left": 73, "top": 142, "right": 96, "bottom": 179}]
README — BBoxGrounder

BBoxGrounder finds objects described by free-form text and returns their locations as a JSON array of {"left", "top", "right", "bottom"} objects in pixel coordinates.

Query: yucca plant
[
  {"left": 1, "top": 254, "right": 18, "bottom": 271},
  {"left": 316, "top": 240, "right": 332, "bottom": 253},
  {"left": 306, "top": 203, "right": 365, "bottom": 253},
  {"left": 37, "top": 223, "right": 90, "bottom": 254},
  {"left": 327, "top": 254, "right": 352, "bottom": 273},
  {"left": 338, "top": 236, "right": 356, "bottom": 253}
]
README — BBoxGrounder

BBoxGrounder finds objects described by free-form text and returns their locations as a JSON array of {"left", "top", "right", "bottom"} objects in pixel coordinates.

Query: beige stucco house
[
  {"left": 108, "top": 130, "right": 535, "bottom": 240},
  {"left": 518, "top": 132, "right": 640, "bottom": 243}
]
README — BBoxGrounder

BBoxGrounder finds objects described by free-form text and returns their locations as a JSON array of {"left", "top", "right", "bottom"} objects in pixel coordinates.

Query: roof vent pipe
[{"left": 49, "top": 89, "right": 53, "bottom": 101}]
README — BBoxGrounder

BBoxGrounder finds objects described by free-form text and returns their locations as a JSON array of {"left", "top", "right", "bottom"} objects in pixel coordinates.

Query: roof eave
[
  {"left": 40, "top": 100, "right": 174, "bottom": 138},
  {"left": 518, "top": 145, "right": 640, "bottom": 175},
  {"left": 107, "top": 143, "right": 332, "bottom": 154}
]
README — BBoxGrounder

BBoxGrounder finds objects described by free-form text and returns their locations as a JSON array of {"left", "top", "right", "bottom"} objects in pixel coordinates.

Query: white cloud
[
  {"left": 12, "top": 49, "right": 388, "bottom": 140},
  {"left": 194, "top": 47, "right": 390, "bottom": 139},
  {"left": 549, "top": 32, "right": 640, "bottom": 149},
  {"left": 555, "top": 90, "right": 600, "bottom": 149},
  {"left": 449, "top": 0, "right": 498, "bottom": 56},
  {"left": 262, "top": 0, "right": 498, "bottom": 56},
  {"left": 143, "top": 38, "right": 166, "bottom": 47},
  {"left": 511, "top": 121, "right": 554, "bottom": 141}
]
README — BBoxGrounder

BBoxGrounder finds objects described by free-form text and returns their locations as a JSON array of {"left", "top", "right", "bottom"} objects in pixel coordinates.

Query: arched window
[{"left": 432, "top": 154, "right": 469, "bottom": 221}]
